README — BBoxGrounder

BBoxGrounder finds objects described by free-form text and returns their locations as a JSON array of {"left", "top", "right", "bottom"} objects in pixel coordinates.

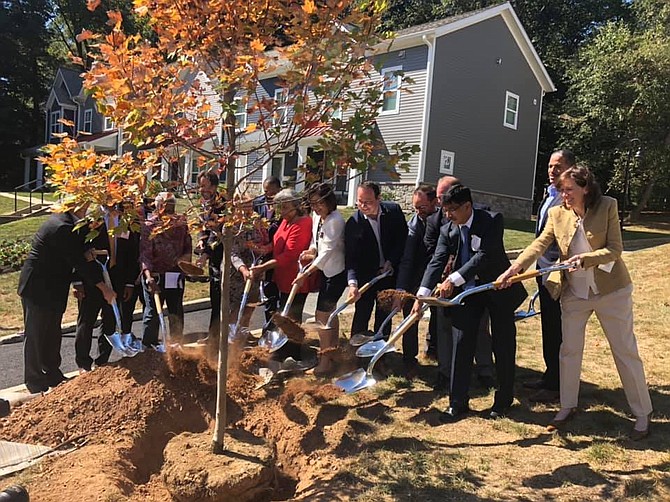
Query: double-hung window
[
  {"left": 83, "top": 109, "right": 93, "bottom": 133},
  {"left": 234, "top": 97, "right": 247, "bottom": 130},
  {"left": 381, "top": 66, "right": 402, "bottom": 114},
  {"left": 50, "top": 110, "right": 62, "bottom": 137},
  {"left": 273, "top": 89, "right": 288, "bottom": 127},
  {"left": 504, "top": 91, "right": 519, "bottom": 130}
]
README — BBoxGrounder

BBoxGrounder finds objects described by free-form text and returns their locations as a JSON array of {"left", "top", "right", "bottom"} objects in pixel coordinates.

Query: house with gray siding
[{"left": 232, "top": 2, "right": 554, "bottom": 217}]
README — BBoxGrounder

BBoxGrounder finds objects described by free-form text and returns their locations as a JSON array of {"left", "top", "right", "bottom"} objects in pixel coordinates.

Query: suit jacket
[
  {"left": 424, "top": 207, "right": 447, "bottom": 256},
  {"left": 396, "top": 211, "right": 432, "bottom": 292},
  {"left": 74, "top": 219, "right": 140, "bottom": 287},
  {"left": 18, "top": 212, "right": 103, "bottom": 312},
  {"left": 345, "top": 201, "right": 408, "bottom": 284},
  {"left": 421, "top": 208, "right": 526, "bottom": 310},
  {"left": 515, "top": 196, "right": 630, "bottom": 299}
]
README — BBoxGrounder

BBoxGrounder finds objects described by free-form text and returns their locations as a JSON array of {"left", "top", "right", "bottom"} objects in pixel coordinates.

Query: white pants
[{"left": 559, "top": 283, "right": 652, "bottom": 418}]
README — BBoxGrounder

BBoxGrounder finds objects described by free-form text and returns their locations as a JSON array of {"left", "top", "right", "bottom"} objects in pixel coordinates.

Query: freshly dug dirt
[{"left": 0, "top": 342, "right": 357, "bottom": 501}]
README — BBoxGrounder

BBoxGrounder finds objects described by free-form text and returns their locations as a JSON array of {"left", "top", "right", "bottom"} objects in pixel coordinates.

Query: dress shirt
[
  {"left": 363, "top": 212, "right": 385, "bottom": 268},
  {"left": 567, "top": 217, "right": 599, "bottom": 299}
]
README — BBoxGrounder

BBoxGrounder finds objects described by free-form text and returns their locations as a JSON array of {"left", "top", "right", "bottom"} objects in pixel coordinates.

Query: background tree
[
  {"left": 562, "top": 0, "right": 670, "bottom": 220},
  {"left": 0, "top": 0, "right": 57, "bottom": 188}
]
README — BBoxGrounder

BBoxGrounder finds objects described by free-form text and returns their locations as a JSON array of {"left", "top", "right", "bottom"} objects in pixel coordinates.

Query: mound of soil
[{"left": 0, "top": 342, "right": 359, "bottom": 501}]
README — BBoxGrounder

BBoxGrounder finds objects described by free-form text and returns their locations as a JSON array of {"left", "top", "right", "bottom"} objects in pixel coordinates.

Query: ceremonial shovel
[
  {"left": 94, "top": 251, "right": 140, "bottom": 358},
  {"left": 353, "top": 306, "right": 401, "bottom": 356}
]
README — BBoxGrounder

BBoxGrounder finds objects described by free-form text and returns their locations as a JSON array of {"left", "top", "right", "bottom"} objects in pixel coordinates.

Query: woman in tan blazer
[{"left": 498, "top": 165, "right": 652, "bottom": 439}]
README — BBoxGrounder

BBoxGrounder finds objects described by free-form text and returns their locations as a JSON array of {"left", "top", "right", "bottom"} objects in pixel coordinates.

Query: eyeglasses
[{"left": 442, "top": 204, "right": 464, "bottom": 215}]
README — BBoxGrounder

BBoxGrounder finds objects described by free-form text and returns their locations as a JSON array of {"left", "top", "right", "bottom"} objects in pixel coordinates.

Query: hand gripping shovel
[
  {"left": 315, "top": 269, "right": 393, "bottom": 345},
  {"left": 94, "top": 251, "right": 139, "bottom": 358},
  {"left": 354, "top": 306, "right": 400, "bottom": 356},
  {"left": 514, "top": 289, "right": 540, "bottom": 321},
  {"left": 335, "top": 304, "right": 429, "bottom": 393},
  {"left": 415, "top": 263, "right": 575, "bottom": 309}
]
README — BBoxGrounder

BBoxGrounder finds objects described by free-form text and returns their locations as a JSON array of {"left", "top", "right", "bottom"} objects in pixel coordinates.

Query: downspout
[
  {"left": 416, "top": 34, "right": 436, "bottom": 186},
  {"left": 530, "top": 90, "right": 545, "bottom": 217}
]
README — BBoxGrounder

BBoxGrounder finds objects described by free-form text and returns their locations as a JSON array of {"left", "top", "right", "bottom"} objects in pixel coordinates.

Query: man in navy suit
[
  {"left": 18, "top": 207, "right": 116, "bottom": 393},
  {"left": 394, "top": 184, "right": 437, "bottom": 377},
  {"left": 524, "top": 149, "right": 574, "bottom": 402},
  {"left": 414, "top": 184, "right": 526, "bottom": 421},
  {"left": 345, "top": 181, "right": 407, "bottom": 337}
]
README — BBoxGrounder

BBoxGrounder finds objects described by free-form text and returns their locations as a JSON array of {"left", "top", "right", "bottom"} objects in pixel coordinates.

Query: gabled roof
[
  {"left": 59, "top": 67, "right": 84, "bottom": 97},
  {"left": 379, "top": 2, "right": 555, "bottom": 93},
  {"left": 46, "top": 67, "right": 84, "bottom": 109}
]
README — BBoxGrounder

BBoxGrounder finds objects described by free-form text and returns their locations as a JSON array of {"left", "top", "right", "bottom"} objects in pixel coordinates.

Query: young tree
[{"left": 40, "top": 0, "right": 416, "bottom": 452}]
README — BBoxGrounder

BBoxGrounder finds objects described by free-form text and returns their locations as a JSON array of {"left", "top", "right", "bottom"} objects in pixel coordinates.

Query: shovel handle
[
  {"left": 345, "top": 269, "right": 392, "bottom": 304},
  {"left": 281, "top": 283, "right": 300, "bottom": 317},
  {"left": 154, "top": 292, "right": 163, "bottom": 315},
  {"left": 492, "top": 269, "right": 541, "bottom": 287}
]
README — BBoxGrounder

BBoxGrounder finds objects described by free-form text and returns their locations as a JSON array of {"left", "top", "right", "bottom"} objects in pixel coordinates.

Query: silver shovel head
[
  {"left": 356, "top": 339, "right": 396, "bottom": 358},
  {"left": 333, "top": 368, "right": 367, "bottom": 392},
  {"left": 105, "top": 332, "right": 131, "bottom": 355},
  {"left": 348, "top": 375, "right": 378, "bottom": 393},
  {"left": 261, "top": 328, "right": 289, "bottom": 353}
]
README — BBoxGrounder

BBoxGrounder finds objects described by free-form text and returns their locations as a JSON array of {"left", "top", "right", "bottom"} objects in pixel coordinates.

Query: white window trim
[
  {"left": 234, "top": 97, "right": 247, "bottom": 131},
  {"left": 83, "top": 108, "right": 93, "bottom": 133},
  {"left": 504, "top": 91, "right": 519, "bottom": 130},
  {"left": 50, "top": 110, "right": 62, "bottom": 136},
  {"left": 104, "top": 116, "right": 114, "bottom": 131},
  {"left": 380, "top": 66, "right": 402, "bottom": 115},
  {"left": 273, "top": 88, "right": 288, "bottom": 127}
]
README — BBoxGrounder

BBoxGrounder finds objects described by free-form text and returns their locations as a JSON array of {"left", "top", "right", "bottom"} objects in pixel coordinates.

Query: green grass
[{"left": 0, "top": 215, "right": 49, "bottom": 240}]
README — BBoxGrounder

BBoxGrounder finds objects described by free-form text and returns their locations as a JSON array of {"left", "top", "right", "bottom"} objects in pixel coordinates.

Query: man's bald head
[{"left": 436, "top": 176, "right": 461, "bottom": 198}]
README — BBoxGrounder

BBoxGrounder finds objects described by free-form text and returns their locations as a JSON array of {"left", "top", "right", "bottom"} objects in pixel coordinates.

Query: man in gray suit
[{"left": 524, "top": 149, "right": 575, "bottom": 403}]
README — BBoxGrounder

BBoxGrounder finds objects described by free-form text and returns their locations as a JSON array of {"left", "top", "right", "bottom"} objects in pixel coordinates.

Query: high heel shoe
[
  {"left": 547, "top": 408, "right": 578, "bottom": 432},
  {"left": 629, "top": 413, "right": 652, "bottom": 441}
]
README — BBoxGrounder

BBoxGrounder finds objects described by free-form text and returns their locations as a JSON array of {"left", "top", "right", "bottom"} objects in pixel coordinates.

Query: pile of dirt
[{"left": 0, "top": 343, "right": 358, "bottom": 501}]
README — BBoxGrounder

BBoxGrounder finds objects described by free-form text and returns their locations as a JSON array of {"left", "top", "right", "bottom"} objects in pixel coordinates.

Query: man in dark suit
[
  {"left": 394, "top": 184, "right": 437, "bottom": 377},
  {"left": 18, "top": 207, "right": 116, "bottom": 393},
  {"left": 345, "top": 181, "right": 407, "bottom": 337},
  {"left": 414, "top": 184, "right": 527, "bottom": 420},
  {"left": 524, "top": 149, "right": 574, "bottom": 402},
  {"left": 73, "top": 206, "right": 140, "bottom": 371},
  {"left": 424, "top": 176, "right": 494, "bottom": 393}
]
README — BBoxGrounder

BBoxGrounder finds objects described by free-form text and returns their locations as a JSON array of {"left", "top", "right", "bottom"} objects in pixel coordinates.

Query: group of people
[{"left": 19, "top": 151, "right": 652, "bottom": 438}]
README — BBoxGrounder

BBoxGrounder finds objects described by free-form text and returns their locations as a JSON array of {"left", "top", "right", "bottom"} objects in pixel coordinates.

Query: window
[
  {"left": 271, "top": 155, "right": 285, "bottom": 178},
  {"left": 234, "top": 97, "right": 247, "bottom": 130},
  {"left": 381, "top": 66, "right": 402, "bottom": 114},
  {"left": 273, "top": 88, "right": 288, "bottom": 126},
  {"left": 50, "top": 110, "right": 62, "bottom": 137},
  {"left": 83, "top": 109, "right": 93, "bottom": 133},
  {"left": 104, "top": 116, "right": 114, "bottom": 131},
  {"left": 190, "top": 158, "right": 199, "bottom": 185},
  {"left": 504, "top": 91, "right": 519, "bottom": 130}
]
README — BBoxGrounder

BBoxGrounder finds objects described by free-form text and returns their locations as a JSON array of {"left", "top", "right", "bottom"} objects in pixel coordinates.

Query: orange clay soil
[{"left": 0, "top": 342, "right": 369, "bottom": 501}]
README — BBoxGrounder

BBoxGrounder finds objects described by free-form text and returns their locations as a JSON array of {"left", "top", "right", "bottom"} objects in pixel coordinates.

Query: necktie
[
  {"left": 108, "top": 215, "right": 117, "bottom": 268},
  {"left": 460, "top": 226, "right": 475, "bottom": 290}
]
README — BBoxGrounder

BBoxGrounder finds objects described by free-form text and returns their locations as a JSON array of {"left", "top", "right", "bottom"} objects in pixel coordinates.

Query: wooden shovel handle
[
  {"left": 281, "top": 283, "right": 300, "bottom": 316},
  {"left": 492, "top": 269, "right": 540, "bottom": 288}
]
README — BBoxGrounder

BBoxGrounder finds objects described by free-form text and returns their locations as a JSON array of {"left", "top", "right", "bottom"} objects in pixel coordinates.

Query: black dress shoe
[
  {"left": 25, "top": 382, "right": 48, "bottom": 394},
  {"left": 439, "top": 405, "right": 470, "bottom": 423},
  {"left": 486, "top": 405, "right": 511, "bottom": 420},
  {"left": 522, "top": 379, "right": 545, "bottom": 390}
]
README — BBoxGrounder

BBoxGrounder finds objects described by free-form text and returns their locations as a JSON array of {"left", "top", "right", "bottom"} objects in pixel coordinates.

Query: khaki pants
[{"left": 560, "top": 283, "right": 652, "bottom": 418}]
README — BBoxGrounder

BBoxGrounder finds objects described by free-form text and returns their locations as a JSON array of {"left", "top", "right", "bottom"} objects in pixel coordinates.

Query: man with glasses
[
  {"left": 414, "top": 184, "right": 526, "bottom": 421},
  {"left": 345, "top": 181, "right": 407, "bottom": 339}
]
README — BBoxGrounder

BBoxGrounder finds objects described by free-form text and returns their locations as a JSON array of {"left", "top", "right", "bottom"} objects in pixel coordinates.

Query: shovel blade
[
  {"left": 356, "top": 340, "right": 396, "bottom": 358},
  {"left": 348, "top": 375, "right": 378, "bottom": 393},
  {"left": 333, "top": 368, "right": 367, "bottom": 392},
  {"left": 349, "top": 333, "right": 374, "bottom": 347}
]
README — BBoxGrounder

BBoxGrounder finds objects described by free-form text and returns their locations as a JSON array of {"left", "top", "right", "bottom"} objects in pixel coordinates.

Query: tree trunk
[{"left": 630, "top": 175, "right": 656, "bottom": 222}]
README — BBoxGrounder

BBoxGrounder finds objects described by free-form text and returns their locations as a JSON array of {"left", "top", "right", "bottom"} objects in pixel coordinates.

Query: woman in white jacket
[{"left": 293, "top": 183, "right": 346, "bottom": 375}]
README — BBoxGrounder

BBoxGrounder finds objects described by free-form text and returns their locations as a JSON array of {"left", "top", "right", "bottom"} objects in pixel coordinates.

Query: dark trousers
[
  {"left": 142, "top": 277, "right": 184, "bottom": 346},
  {"left": 402, "top": 301, "right": 419, "bottom": 365},
  {"left": 537, "top": 277, "right": 562, "bottom": 391},
  {"left": 351, "top": 275, "right": 395, "bottom": 337},
  {"left": 74, "top": 267, "right": 128, "bottom": 369},
  {"left": 450, "top": 294, "right": 517, "bottom": 409},
  {"left": 435, "top": 308, "right": 494, "bottom": 380},
  {"left": 22, "top": 297, "right": 65, "bottom": 392}
]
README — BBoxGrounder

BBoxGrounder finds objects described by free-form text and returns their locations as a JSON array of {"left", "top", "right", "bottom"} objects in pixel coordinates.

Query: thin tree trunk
[{"left": 630, "top": 175, "right": 656, "bottom": 222}]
